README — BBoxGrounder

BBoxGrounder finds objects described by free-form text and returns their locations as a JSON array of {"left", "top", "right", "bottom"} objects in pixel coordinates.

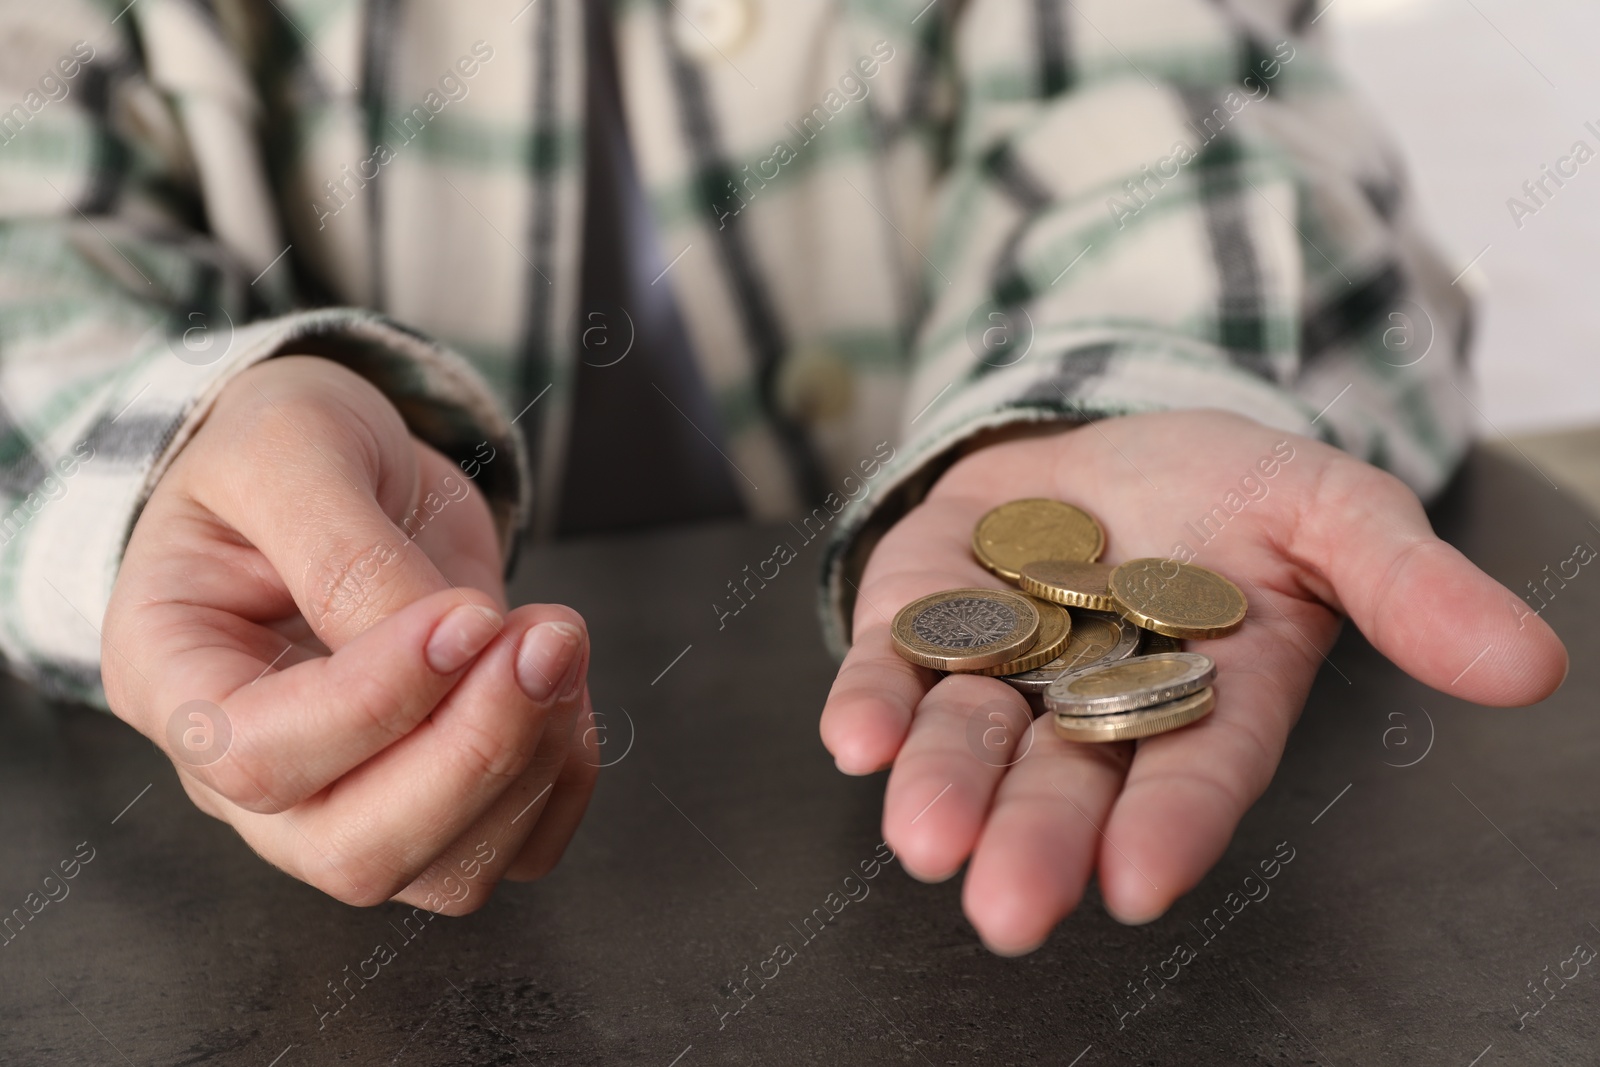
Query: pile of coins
[{"left": 890, "top": 499, "right": 1248, "bottom": 743}]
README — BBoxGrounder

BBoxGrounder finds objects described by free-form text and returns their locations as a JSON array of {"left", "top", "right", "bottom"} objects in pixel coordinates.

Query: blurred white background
[{"left": 1327, "top": 0, "right": 1600, "bottom": 436}]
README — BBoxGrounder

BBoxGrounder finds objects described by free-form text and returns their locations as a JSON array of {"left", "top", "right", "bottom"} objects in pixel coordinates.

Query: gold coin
[
  {"left": 1053, "top": 687, "right": 1215, "bottom": 743},
  {"left": 891, "top": 588, "right": 1040, "bottom": 671},
  {"left": 1044, "top": 651, "right": 1216, "bottom": 715},
  {"left": 1018, "top": 560, "right": 1116, "bottom": 611},
  {"left": 1108, "top": 559, "right": 1247, "bottom": 639},
  {"left": 972, "top": 499, "right": 1105, "bottom": 582},
  {"left": 967, "top": 601, "right": 1072, "bottom": 676}
]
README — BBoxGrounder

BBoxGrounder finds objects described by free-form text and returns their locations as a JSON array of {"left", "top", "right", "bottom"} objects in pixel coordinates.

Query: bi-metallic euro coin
[
  {"left": 1053, "top": 687, "right": 1216, "bottom": 743},
  {"left": 1044, "top": 651, "right": 1217, "bottom": 716},
  {"left": 892, "top": 588, "right": 1041, "bottom": 671}
]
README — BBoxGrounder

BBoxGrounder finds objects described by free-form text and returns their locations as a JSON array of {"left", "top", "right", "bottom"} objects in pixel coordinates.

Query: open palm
[{"left": 821, "top": 409, "right": 1567, "bottom": 953}]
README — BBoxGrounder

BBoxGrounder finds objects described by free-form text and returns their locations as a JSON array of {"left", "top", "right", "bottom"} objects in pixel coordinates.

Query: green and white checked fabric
[{"left": 0, "top": 0, "right": 1472, "bottom": 701}]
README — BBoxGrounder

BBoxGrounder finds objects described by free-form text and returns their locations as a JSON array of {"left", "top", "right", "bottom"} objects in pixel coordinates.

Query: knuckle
[
  {"left": 329, "top": 668, "right": 415, "bottom": 748},
  {"left": 417, "top": 877, "right": 494, "bottom": 917},
  {"left": 450, "top": 716, "right": 535, "bottom": 787},
  {"left": 193, "top": 749, "right": 277, "bottom": 810},
  {"left": 301, "top": 534, "right": 409, "bottom": 628},
  {"left": 216, "top": 385, "right": 326, "bottom": 466},
  {"left": 322, "top": 877, "right": 395, "bottom": 909},
  {"left": 308, "top": 832, "right": 408, "bottom": 908}
]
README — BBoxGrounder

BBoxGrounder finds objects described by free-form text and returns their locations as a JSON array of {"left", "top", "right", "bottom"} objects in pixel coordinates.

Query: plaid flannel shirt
[{"left": 0, "top": 0, "right": 1472, "bottom": 703}]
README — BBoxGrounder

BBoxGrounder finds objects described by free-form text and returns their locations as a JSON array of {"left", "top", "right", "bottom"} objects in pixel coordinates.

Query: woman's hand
[
  {"left": 821, "top": 409, "right": 1566, "bottom": 953},
  {"left": 103, "top": 356, "right": 598, "bottom": 913}
]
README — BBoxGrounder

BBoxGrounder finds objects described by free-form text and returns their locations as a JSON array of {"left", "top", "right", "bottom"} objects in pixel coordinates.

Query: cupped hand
[
  {"left": 821, "top": 409, "right": 1567, "bottom": 953},
  {"left": 102, "top": 356, "right": 598, "bottom": 913}
]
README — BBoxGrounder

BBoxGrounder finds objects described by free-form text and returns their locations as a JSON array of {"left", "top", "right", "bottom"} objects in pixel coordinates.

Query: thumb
[
  {"left": 1297, "top": 460, "right": 1568, "bottom": 707},
  {"left": 190, "top": 357, "right": 453, "bottom": 649}
]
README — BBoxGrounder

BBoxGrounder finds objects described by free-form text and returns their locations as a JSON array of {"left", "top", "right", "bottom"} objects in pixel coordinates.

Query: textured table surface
[{"left": 1, "top": 448, "right": 1595, "bottom": 1066}]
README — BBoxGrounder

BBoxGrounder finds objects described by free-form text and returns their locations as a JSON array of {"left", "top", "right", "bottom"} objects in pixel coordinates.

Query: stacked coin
[
  {"left": 1046, "top": 652, "right": 1217, "bottom": 742},
  {"left": 889, "top": 498, "right": 1248, "bottom": 743}
]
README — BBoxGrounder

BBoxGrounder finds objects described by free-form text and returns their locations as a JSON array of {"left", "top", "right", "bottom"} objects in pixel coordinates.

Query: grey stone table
[{"left": 2, "top": 449, "right": 1597, "bottom": 1066}]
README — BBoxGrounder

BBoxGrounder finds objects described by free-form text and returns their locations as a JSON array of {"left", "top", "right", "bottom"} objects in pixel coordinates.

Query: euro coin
[
  {"left": 1000, "top": 610, "right": 1141, "bottom": 695},
  {"left": 892, "top": 588, "right": 1040, "bottom": 671},
  {"left": 1019, "top": 560, "right": 1116, "bottom": 612},
  {"left": 968, "top": 600, "right": 1072, "bottom": 676},
  {"left": 972, "top": 499, "right": 1104, "bottom": 581},
  {"left": 1108, "top": 559, "right": 1247, "bottom": 639},
  {"left": 1054, "top": 687, "right": 1215, "bottom": 743},
  {"left": 1044, "top": 651, "right": 1216, "bottom": 716}
]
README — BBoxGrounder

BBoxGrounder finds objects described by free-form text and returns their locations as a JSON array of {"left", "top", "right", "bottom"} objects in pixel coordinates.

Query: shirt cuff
[{"left": 7, "top": 308, "right": 529, "bottom": 705}]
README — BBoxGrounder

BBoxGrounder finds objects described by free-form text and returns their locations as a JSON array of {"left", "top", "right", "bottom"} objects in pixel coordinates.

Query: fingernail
[
  {"left": 517, "top": 622, "right": 584, "bottom": 703},
  {"left": 425, "top": 604, "right": 503, "bottom": 674}
]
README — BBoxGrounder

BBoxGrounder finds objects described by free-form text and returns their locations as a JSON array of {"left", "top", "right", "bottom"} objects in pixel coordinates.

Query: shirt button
[
  {"left": 672, "top": 0, "right": 756, "bottom": 59},
  {"left": 778, "top": 345, "right": 853, "bottom": 425}
]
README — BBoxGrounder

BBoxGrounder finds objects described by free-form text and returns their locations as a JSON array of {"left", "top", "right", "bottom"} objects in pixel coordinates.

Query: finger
[
  {"left": 498, "top": 763, "right": 599, "bottom": 885},
  {"left": 395, "top": 682, "right": 596, "bottom": 912},
  {"left": 1295, "top": 458, "right": 1568, "bottom": 705},
  {"left": 392, "top": 700, "right": 585, "bottom": 914},
  {"left": 881, "top": 675, "right": 1033, "bottom": 881},
  {"left": 501, "top": 695, "right": 603, "bottom": 884},
  {"left": 961, "top": 718, "right": 1131, "bottom": 955},
  {"left": 820, "top": 625, "right": 936, "bottom": 774},
  {"left": 223, "top": 604, "right": 589, "bottom": 905},
  {"left": 152, "top": 587, "right": 504, "bottom": 811},
  {"left": 1095, "top": 619, "right": 1317, "bottom": 924},
  {"left": 821, "top": 496, "right": 997, "bottom": 774},
  {"left": 185, "top": 356, "right": 455, "bottom": 649}
]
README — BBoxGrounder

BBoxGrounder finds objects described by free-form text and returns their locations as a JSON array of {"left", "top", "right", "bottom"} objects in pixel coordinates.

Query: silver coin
[
  {"left": 1045, "top": 651, "right": 1216, "bottom": 716},
  {"left": 1001, "top": 610, "right": 1141, "bottom": 696}
]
